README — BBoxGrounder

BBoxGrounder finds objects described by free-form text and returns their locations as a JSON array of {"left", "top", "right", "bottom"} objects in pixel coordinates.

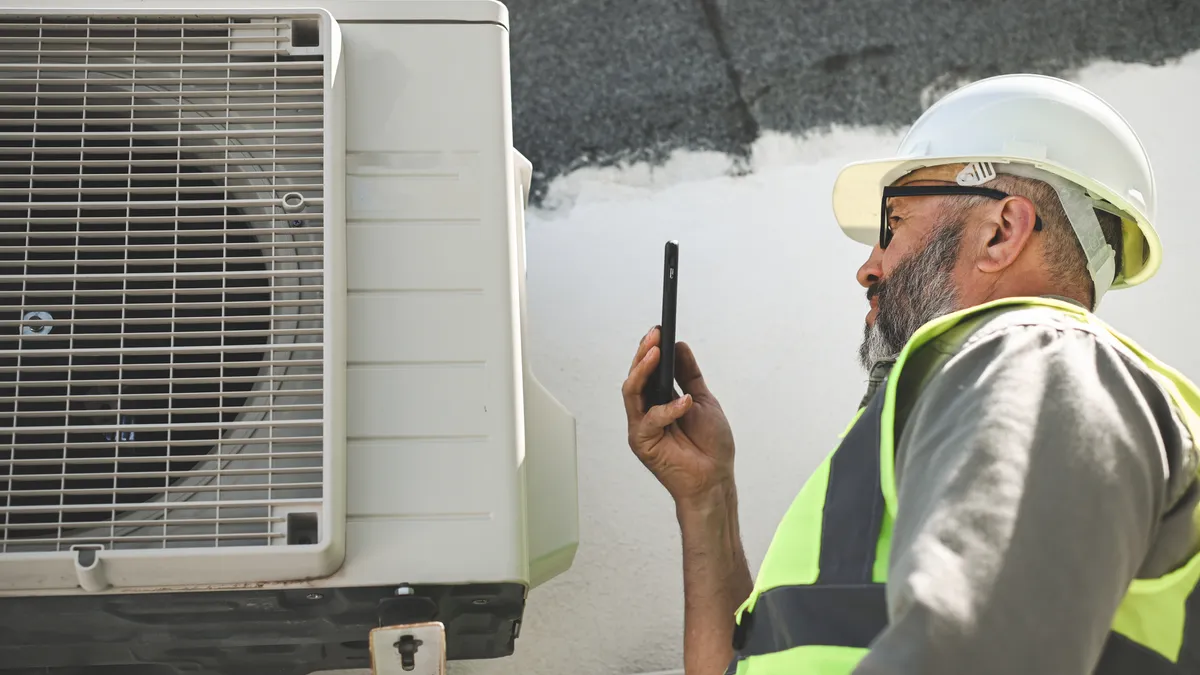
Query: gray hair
[{"left": 943, "top": 173, "right": 1124, "bottom": 308}]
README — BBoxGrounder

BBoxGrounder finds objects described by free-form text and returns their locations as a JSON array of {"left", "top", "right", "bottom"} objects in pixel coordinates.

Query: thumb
[
  {"left": 674, "top": 342, "right": 712, "bottom": 400},
  {"left": 632, "top": 394, "right": 693, "bottom": 445}
]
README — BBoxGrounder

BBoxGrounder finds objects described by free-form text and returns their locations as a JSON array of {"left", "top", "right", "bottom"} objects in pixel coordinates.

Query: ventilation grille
[{"left": 0, "top": 14, "right": 328, "bottom": 553}]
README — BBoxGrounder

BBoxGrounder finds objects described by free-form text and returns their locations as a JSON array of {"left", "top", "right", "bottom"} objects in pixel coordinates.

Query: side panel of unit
[{"left": 323, "top": 20, "right": 527, "bottom": 588}]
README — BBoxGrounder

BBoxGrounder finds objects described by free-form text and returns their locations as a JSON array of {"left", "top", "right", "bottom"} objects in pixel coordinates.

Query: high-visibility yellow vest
[{"left": 727, "top": 296, "right": 1200, "bottom": 674}]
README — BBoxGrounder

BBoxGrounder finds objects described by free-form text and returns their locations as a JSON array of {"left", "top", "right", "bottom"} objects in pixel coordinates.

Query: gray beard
[{"left": 858, "top": 220, "right": 965, "bottom": 371}]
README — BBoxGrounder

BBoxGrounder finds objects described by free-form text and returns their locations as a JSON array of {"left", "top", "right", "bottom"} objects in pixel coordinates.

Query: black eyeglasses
[{"left": 879, "top": 185, "right": 1044, "bottom": 249}]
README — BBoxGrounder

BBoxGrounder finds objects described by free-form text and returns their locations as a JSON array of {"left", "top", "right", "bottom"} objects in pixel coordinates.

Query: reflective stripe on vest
[
  {"left": 730, "top": 387, "right": 889, "bottom": 666},
  {"left": 728, "top": 297, "right": 1200, "bottom": 675}
]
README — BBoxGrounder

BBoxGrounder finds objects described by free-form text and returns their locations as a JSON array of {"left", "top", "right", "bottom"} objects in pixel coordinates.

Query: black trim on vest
[
  {"left": 735, "top": 583, "right": 889, "bottom": 656},
  {"left": 730, "top": 389, "right": 889, "bottom": 660},
  {"left": 817, "top": 388, "right": 888, "bottom": 585},
  {"left": 1093, "top": 632, "right": 1177, "bottom": 675},
  {"left": 731, "top": 581, "right": 1187, "bottom": 673},
  {"left": 1176, "top": 579, "right": 1200, "bottom": 672}
]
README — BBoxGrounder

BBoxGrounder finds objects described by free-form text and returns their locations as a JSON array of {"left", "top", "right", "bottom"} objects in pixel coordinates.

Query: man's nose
[{"left": 856, "top": 245, "right": 883, "bottom": 289}]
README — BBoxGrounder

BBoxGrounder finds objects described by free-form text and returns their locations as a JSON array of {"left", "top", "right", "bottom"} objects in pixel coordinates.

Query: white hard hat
[{"left": 831, "top": 73, "right": 1160, "bottom": 292}]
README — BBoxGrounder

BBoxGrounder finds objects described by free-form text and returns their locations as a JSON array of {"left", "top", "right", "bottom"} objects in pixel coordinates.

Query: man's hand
[
  {"left": 622, "top": 326, "right": 752, "bottom": 675},
  {"left": 622, "top": 326, "right": 736, "bottom": 505}
]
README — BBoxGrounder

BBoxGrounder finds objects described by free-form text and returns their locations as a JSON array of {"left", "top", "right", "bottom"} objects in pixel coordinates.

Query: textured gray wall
[{"left": 506, "top": 0, "right": 1200, "bottom": 202}]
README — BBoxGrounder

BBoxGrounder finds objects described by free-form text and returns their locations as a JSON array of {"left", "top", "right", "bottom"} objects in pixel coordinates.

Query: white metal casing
[{"left": 0, "top": 0, "right": 579, "bottom": 596}]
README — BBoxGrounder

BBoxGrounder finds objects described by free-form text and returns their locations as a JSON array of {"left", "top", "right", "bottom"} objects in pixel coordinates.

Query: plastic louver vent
[{"left": 0, "top": 14, "right": 327, "bottom": 553}]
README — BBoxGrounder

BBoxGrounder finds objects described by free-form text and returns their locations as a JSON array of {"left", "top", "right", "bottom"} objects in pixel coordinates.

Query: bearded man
[{"left": 621, "top": 74, "right": 1200, "bottom": 675}]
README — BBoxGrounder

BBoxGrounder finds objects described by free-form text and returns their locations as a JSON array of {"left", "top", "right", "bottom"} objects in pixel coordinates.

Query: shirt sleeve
[{"left": 851, "top": 319, "right": 1177, "bottom": 675}]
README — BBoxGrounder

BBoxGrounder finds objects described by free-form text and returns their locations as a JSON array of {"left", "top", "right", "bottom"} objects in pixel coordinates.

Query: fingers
[
  {"left": 631, "top": 394, "right": 693, "bottom": 446},
  {"left": 622, "top": 341, "right": 660, "bottom": 420},
  {"left": 674, "top": 341, "right": 713, "bottom": 400},
  {"left": 629, "top": 325, "right": 659, "bottom": 374}
]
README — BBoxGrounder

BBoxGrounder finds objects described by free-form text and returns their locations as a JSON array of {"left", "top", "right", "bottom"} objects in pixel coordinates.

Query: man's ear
[{"left": 975, "top": 195, "right": 1038, "bottom": 274}]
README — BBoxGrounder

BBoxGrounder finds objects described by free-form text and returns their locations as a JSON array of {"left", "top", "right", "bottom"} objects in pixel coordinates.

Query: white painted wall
[{"left": 345, "top": 50, "right": 1200, "bottom": 675}]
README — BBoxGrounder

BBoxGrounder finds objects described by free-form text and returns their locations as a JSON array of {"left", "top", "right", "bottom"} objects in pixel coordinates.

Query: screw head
[
  {"left": 22, "top": 311, "right": 53, "bottom": 336},
  {"left": 472, "top": 598, "right": 489, "bottom": 606},
  {"left": 306, "top": 593, "right": 323, "bottom": 600}
]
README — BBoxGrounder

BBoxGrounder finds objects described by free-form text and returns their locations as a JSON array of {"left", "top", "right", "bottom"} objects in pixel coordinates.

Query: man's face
[{"left": 856, "top": 177, "right": 969, "bottom": 370}]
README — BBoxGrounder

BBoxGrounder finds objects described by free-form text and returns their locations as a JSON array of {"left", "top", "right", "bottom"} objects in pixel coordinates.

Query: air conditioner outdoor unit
[{"left": 0, "top": 1, "right": 579, "bottom": 673}]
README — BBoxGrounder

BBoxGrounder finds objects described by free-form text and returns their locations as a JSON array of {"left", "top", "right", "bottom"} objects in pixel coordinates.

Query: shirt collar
[
  {"left": 859, "top": 356, "right": 896, "bottom": 409},
  {"left": 856, "top": 294, "right": 1084, "bottom": 407}
]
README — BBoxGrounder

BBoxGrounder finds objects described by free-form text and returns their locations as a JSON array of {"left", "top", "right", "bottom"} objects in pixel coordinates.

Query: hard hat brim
[{"left": 831, "top": 155, "right": 1162, "bottom": 290}]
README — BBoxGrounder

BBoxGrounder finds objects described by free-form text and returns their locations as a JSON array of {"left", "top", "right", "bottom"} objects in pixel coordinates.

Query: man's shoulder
[
  {"left": 905, "top": 300, "right": 1173, "bottom": 414},
  {"left": 927, "top": 300, "right": 1107, "bottom": 359},
  {"left": 895, "top": 299, "right": 1150, "bottom": 448},
  {"left": 895, "top": 303, "right": 1104, "bottom": 391},
  {"left": 897, "top": 299, "right": 1200, "bottom": 573}
]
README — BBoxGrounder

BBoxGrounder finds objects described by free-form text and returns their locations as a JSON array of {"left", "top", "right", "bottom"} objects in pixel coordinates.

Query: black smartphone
[{"left": 645, "top": 240, "right": 679, "bottom": 412}]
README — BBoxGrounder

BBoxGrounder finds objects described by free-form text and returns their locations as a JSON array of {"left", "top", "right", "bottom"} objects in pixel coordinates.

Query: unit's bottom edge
[{"left": 0, "top": 581, "right": 526, "bottom": 675}]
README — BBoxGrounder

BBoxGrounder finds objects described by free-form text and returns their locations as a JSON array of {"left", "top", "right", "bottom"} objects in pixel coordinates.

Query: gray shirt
[{"left": 851, "top": 302, "right": 1200, "bottom": 675}]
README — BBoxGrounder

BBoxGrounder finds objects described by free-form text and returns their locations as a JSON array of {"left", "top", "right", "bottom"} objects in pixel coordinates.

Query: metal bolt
[
  {"left": 306, "top": 593, "right": 323, "bottom": 600},
  {"left": 472, "top": 599, "right": 489, "bottom": 606},
  {"left": 289, "top": 219, "right": 304, "bottom": 227},
  {"left": 22, "top": 311, "right": 53, "bottom": 336},
  {"left": 395, "top": 585, "right": 414, "bottom": 596}
]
